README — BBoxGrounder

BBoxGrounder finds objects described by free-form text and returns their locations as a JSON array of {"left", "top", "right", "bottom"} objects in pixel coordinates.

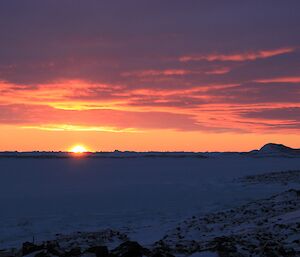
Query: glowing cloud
[
  {"left": 255, "top": 76, "right": 300, "bottom": 83},
  {"left": 180, "top": 47, "right": 295, "bottom": 62}
]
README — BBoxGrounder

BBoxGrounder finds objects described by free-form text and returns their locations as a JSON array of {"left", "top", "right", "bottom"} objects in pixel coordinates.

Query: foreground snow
[
  {"left": 1, "top": 188, "right": 300, "bottom": 256},
  {"left": 159, "top": 189, "right": 300, "bottom": 256},
  {"left": 0, "top": 149, "right": 300, "bottom": 256}
]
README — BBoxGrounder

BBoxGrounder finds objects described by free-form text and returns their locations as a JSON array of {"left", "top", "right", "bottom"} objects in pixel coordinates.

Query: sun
[{"left": 69, "top": 145, "right": 89, "bottom": 154}]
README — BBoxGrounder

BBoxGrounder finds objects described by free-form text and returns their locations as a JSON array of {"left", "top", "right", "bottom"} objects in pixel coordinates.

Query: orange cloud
[
  {"left": 255, "top": 76, "right": 300, "bottom": 83},
  {"left": 0, "top": 103, "right": 204, "bottom": 131},
  {"left": 22, "top": 124, "right": 137, "bottom": 133},
  {"left": 180, "top": 47, "right": 295, "bottom": 62},
  {"left": 0, "top": 78, "right": 300, "bottom": 139},
  {"left": 122, "top": 69, "right": 199, "bottom": 77},
  {"left": 205, "top": 67, "right": 231, "bottom": 75},
  {"left": 0, "top": 80, "right": 126, "bottom": 110}
]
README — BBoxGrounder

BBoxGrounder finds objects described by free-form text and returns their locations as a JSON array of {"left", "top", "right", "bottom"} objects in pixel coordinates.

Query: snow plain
[{"left": 0, "top": 154, "right": 300, "bottom": 250}]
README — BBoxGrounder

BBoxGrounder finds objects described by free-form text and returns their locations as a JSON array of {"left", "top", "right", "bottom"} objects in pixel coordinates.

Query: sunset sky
[{"left": 0, "top": 0, "right": 300, "bottom": 152}]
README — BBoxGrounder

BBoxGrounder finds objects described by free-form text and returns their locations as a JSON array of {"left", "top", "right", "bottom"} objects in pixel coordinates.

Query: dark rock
[
  {"left": 278, "top": 246, "right": 296, "bottom": 256},
  {"left": 86, "top": 246, "right": 109, "bottom": 257},
  {"left": 150, "top": 251, "right": 175, "bottom": 257},
  {"left": 112, "top": 241, "right": 149, "bottom": 257},
  {"left": 0, "top": 252, "right": 15, "bottom": 257},
  {"left": 34, "top": 251, "right": 51, "bottom": 257},
  {"left": 63, "top": 247, "right": 81, "bottom": 257},
  {"left": 22, "top": 242, "right": 44, "bottom": 256},
  {"left": 45, "top": 241, "right": 62, "bottom": 256},
  {"left": 213, "top": 237, "right": 240, "bottom": 257}
]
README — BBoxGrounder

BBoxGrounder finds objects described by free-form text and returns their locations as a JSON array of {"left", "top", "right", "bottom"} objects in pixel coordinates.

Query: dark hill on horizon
[{"left": 248, "top": 143, "right": 300, "bottom": 157}]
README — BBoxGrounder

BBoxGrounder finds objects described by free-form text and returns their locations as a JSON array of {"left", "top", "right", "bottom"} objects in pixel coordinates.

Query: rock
[
  {"left": 213, "top": 237, "right": 239, "bottom": 257},
  {"left": 0, "top": 249, "right": 16, "bottom": 257},
  {"left": 81, "top": 253, "right": 97, "bottom": 257},
  {"left": 22, "top": 242, "right": 44, "bottom": 256},
  {"left": 63, "top": 247, "right": 81, "bottom": 257},
  {"left": 45, "top": 241, "right": 62, "bottom": 256},
  {"left": 34, "top": 251, "right": 51, "bottom": 257},
  {"left": 150, "top": 251, "right": 175, "bottom": 257},
  {"left": 86, "top": 246, "right": 109, "bottom": 257},
  {"left": 112, "top": 241, "right": 149, "bottom": 257}
]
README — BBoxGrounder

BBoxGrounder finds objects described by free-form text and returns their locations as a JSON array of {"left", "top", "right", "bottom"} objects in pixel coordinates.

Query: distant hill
[
  {"left": 260, "top": 143, "right": 295, "bottom": 153},
  {"left": 249, "top": 143, "right": 300, "bottom": 157}
]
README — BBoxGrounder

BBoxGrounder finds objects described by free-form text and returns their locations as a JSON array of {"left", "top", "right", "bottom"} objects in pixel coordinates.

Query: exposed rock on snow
[
  {"left": 157, "top": 189, "right": 300, "bottom": 256},
  {"left": 17, "top": 240, "right": 175, "bottom": 257},
  {"left": 111, "top": 241, "right": 150, "bottom": 257},
  {"left": 85, "top": 245, "right": 108, "bottom": 257},
  {"left": 17, "top": 230, "right": 128, "bottom": 257},
  {"left": 2, "top": 155, "right": 300, "bottom": 257},
  {"left": 52, "top": 229, "right": 128, "bottom": 252},
  {"left": 2, "top": 189, "right": 300, "bottom": 256},
  {"left": 238, "top": 170, "right": 300, "bottom": 185}
]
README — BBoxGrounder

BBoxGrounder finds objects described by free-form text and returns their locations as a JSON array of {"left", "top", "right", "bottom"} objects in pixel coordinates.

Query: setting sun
[{"left": 69, "top": 145, "right": 89, "bottom": 153}]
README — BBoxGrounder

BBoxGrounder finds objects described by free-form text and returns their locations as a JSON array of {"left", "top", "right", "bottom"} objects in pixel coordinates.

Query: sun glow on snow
[{"left": 69, "top": 145, "right": 89, "bottom": 154}]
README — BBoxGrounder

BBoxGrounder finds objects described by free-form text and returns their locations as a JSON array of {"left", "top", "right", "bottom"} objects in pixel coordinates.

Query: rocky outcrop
[
  {"left": 18, "top": 240, "right": 174, "bottom": 257},
  {"left": 237, "top": 169, "right": 300, "bottom": 185},
  {"left": 157, "top": 189, "right": 300, "bottom": 256}
]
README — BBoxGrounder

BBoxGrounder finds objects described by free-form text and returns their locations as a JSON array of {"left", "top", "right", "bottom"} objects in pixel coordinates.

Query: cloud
[
  {"left": 0, "top": 104, "right": 204, "bottom": 131},
  {"left": 0, "top": 1, "right": 300, "bottom": 135},
  {"left": 121, "top": 69, "right": 199, "bottom": 77},
  {"left": 179, "top": 47, "right": 296, "bottom": 62},
  {"left": 0, "top": 80, "right": 126, "bottom": 108},
  {"left": 238, "top": 107, "right": 300, "bottom": 130},
  {"left": 255, "top": 76, "right": 300, "bottom": 83},
  {"left": 1, "top": 79, "right": 300, "bottom": 134},
  {"left": 205, "top": 67, "right": 231, "bottom": 75},
  {"left": 205, "top": 82, "right": 300, "bottom": 104},
  {"left": 240, "top": 107, "right": 300, "bottom": 121},
  {"left": 0, "top": 1, "right": 300, "bottom": 86}
]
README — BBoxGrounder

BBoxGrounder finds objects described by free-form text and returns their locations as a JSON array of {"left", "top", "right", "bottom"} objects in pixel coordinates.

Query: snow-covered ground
[
  {"left": 1, "top": 152, "right": 300, "bottom": 252},
  {"left": 160, "top": 188, "right": 300, "bottom": 256}
]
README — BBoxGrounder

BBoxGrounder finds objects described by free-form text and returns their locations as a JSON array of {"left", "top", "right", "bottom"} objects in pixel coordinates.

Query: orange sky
[
  {"left": 0, "top": 73, "right": 300, "bottom": 152},
  {"left": 0, "top": 1, "right": 300, "bottom": 151},
  {"left": 0, "top": 125, "right": 299, "bottom": 152}
]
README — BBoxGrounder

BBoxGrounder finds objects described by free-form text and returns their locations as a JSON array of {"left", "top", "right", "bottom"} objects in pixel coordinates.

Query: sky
[{"left": 0, "top": 0, "right": 300, "bottom": 152}]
